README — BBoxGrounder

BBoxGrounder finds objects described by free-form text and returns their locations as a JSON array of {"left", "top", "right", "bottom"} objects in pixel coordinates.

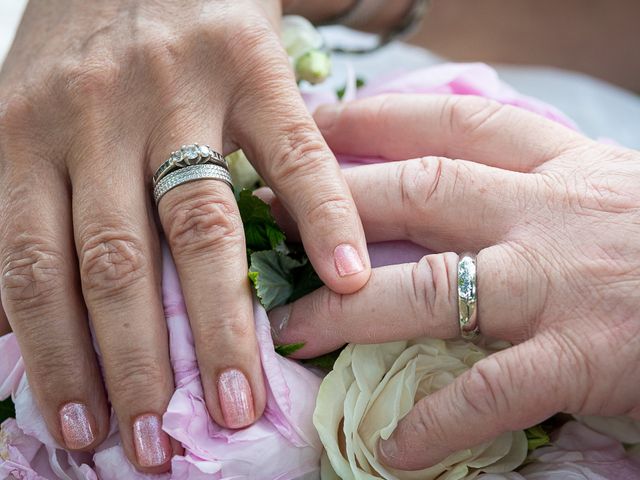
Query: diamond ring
[{"left": 152, "top": 144, "right": 227, "bottom": 186}]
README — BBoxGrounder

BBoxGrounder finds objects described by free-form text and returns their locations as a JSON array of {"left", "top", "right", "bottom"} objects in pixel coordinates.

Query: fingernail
[
  {"left": 59, "top": 402, "right": 95, "bottom": 450},
  {"left": 132, "top": 414, "right": 172, "bottom": 467},
  {"left": 334, "top": 243, "right": 365, "bottom": 277},
  {"left": 314, "top": 104, "right": 341, "bottom": 130},
  {"left": 269, "top": 304, "right": 291, "bottom": 342},
  {"left": 378, "top": 436, "right": 399, "bottom": 463},
  {"left": 218, "top": 369, "right": 255, "bottom": 429}
]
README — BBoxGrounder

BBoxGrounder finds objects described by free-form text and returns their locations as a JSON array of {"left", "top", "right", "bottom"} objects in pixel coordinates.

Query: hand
[
  {"left": 0, "top": 0, "right": 370, "bottom": 472},
  {"left": 269, "top": 94, "right": 640, "bottom": 470}
]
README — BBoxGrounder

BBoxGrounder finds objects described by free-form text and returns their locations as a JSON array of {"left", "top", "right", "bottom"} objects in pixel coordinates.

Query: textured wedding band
[
  {"left": 153, "top": 143, "right": 227, "bottom": 186},
  {"left": 458, "top": 253, "right": 480, "bottom": 340},
  {"left": 153, "top": 164, "right": 233, "bottom": 205}
]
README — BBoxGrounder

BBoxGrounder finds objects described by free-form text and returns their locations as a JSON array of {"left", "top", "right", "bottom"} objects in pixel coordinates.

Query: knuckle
[
  {"left": 105, "top": 353, "right": 170, "bottom": 404},
  {"left": 412, "top": 404, "right": 453, "bottom": 451},
  {"left": 22, "top": 340, "right": 82, "bottom": 390},
  {"left": 78, "top": 227, "right": 148, "bottom": 298},
  {"left": 443, "top": 96, "right": 505, "bottom": 139},
  {"left": 1, "top": 237, "right": 66, "bottom": 311},
  {"left": 399, "top": 157, "right": 446, "bottom": 231},
  {"left": 205, "top": 316, "right": 252, "bottom": 341},
  {"left": 57, "top": 59, "right": 121, "bottom": 102},
  {"left": 461, "top": 356, "right": 512, "bottom": 423},
  {"left": 313, "top": 288, "right": 345, "bottom": 323},
  {"left": 0, "top": 92, "right": 34, "bottom": 134},
  {"left": 270, "top": 123, "right": 330, "bottom": 180},
  {"left": 164, "top": 190, "right": 243, "bottom": 254},
  {"left": 410, "top": 253, "right": 458, "bottom": 337},
  {"left": 221, "top": 15, "right": 278, "bottom": 64},
  {"left": 304, "top": 194, "right": 354, "bottom": 232}
]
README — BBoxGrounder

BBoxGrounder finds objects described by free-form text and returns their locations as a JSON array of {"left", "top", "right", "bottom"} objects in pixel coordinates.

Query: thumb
[{"left": 378, "top": 336, "right": 570, "bottom": 470}]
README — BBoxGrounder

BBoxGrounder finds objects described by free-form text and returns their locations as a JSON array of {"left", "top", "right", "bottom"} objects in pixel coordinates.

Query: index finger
[
  {"left": 227, "top": 34, "right": 371, "bottom": 295},
  {"left": 313, "top": 94, "right": 585, "bottom": 172}
]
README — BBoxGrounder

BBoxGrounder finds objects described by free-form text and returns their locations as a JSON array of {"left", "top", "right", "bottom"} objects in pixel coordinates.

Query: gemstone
[
  {"left": 182, "top": 145, "right": 199, "bottom": 161},
  {"left": 198, "top": 145, "right": 211, "bottom": 157},
  {"left": 170, "top": 151, "right": 182, "bottom": 164}
]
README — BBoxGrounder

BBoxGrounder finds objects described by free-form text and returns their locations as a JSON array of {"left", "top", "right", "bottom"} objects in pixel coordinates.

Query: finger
[
  {"left": 314, "top": 94, "right": 584, "bottom": 172},
  {"left": 151, "top": 141, "right": 265, "bottom": 428},
  {"left": 229, "top": 32, "right": 371, "bottom": 295},
  {"left": 266, "top": 157, "right": 532, "bottom": 252},
  {"left": 0, "top": 161, "right": 109, "bottom": 451},
  {"left": 378, "top": 336, "right": 569, "bottom": 470},
  {"left": 70, "top": 153, "right": 175, "bottom": 472},
  {"left": 270, "top": 246, "right": 545, "bottom": 357}
]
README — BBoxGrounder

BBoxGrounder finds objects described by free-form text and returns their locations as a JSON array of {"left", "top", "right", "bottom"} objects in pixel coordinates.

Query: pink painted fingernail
[
  {"left": 334, "top": 243, "right": 364, "bottom": 277},
  {"left": 132, "top": 414, "right": 172, "bottom": 467},
  {"left": 218, "top": 369, "right": 255, "bottom": 429},
  {"left": 59, "top": 402, "right": 95, "bottom": 450}
]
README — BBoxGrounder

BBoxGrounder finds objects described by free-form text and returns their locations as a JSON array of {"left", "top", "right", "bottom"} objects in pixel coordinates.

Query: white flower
[
  {"left": 226, "top": 149, "right": 261, "bottom": 190},
  {"left": 281, "top": 15, "right": 324, "bottom": 62},
  {"left": 314, "top": 339, "right": 528, "bottom": 480}
]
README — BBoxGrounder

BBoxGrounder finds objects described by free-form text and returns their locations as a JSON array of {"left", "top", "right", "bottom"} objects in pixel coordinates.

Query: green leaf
[
  {"left": 289, "top": 257, "right": 323, "bottom": 302},
  {"left": 525, "top": 424, "right": 551, "bottom": 451},
  {"left": 249, "top": 250, "right": 305, "bottom": 310},
  {"left": 303, "top": 348, "right": 344, "bottom": 370},
  {"left": 275, "top": 342, "right": 306, "bottom": 357},
  {"left": 0, "top": 397, "right": 15, "bottom": 423},
  {"left": 237, "top": 190, "right": 286, "bottom": 252}
]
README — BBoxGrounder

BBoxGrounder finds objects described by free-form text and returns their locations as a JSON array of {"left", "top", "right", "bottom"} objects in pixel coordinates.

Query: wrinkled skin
[
  {"left": 0, "top": 0, "right": 370, "bottom": 473},
  {"left": 270, "top": 94, "right": 640, "bottom": 471}
]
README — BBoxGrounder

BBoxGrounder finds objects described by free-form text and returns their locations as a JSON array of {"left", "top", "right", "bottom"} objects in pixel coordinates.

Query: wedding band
[
  {"left": 153, "top": 164, "right": 233, "bottom": 205},
  {"left": 153, "top": 144, "right": 227, "bottom": 186},
  {"left": 458, "top": 253, "right": 479, "bottom": 340}
]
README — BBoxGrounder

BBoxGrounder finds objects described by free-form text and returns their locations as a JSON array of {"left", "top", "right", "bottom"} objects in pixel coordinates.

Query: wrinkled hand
[
  {"left": 269, "top": 94, "right": 640, "bottom": 470},
  {"left": 0, "top": 0, "right": 369, "bottom": 472}
]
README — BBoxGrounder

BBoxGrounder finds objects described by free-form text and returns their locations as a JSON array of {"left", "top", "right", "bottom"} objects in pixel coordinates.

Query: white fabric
[{"left": 0, "top": 1, "right": 639, "bottom": 149}]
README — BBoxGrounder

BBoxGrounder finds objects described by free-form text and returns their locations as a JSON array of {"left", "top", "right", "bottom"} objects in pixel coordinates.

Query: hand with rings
[
  {"left": 268, "top": 94, "right": 640, "bottom": 470},
  {"left": 0, "top": 0, "right": 371, "bottom": 473}
]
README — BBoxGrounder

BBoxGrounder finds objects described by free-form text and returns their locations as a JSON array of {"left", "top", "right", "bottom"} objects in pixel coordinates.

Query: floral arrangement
[{"left": 2, "top": 16, "right": 640, "bottom": 480}]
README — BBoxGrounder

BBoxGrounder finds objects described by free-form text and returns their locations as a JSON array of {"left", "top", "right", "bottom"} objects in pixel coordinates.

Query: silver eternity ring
[{"left": 153, "top": 163, "right": 233, "bottom": 205}]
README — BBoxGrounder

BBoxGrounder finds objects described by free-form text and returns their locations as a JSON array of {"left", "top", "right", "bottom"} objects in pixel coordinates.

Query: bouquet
[{"left": 2, "top": 16, "right": 640, "bottom": 480}]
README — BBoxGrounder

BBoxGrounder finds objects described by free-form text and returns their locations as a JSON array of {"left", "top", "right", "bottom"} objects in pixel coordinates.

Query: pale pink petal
[
  {"left": 94, "top": 445, "right": 168, "bottom": 480},
  {"left": 521, "top": 422, "right": 640, "bottom": 480},
  {"left": 0, "top": 333, "right": 24, "bottom": 399}
]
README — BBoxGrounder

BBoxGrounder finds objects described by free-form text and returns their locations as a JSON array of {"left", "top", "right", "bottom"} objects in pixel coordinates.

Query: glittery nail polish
[
  {"left": 334, "top": 243, "right": 364, "bottom": 277},
  {"left": 218, "top": 369, "right": 255, "bottom": 429},
  {"left": 132, "top": 414, "right": 172, "bottom": 467},
  {"left": 59, "top": 402, "right": 95, "bottom": 450}
]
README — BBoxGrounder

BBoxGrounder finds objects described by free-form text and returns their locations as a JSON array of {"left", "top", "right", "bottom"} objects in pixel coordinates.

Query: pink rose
[
  {"left": 479, "top": 422, "right": 640, "bottom": 480},
  {"left": 0, "top": 243, "right": 322, "bottom": 479}
]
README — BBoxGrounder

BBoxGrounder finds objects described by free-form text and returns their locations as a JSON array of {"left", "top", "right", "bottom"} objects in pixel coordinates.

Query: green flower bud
[{"left": 295, "top": 49, "right": 332, "bottom": 84}]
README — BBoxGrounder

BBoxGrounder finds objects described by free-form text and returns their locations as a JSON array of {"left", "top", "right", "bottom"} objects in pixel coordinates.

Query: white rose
[{"left": 314, "top": 339, "right": 528, "bottom": 480}]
